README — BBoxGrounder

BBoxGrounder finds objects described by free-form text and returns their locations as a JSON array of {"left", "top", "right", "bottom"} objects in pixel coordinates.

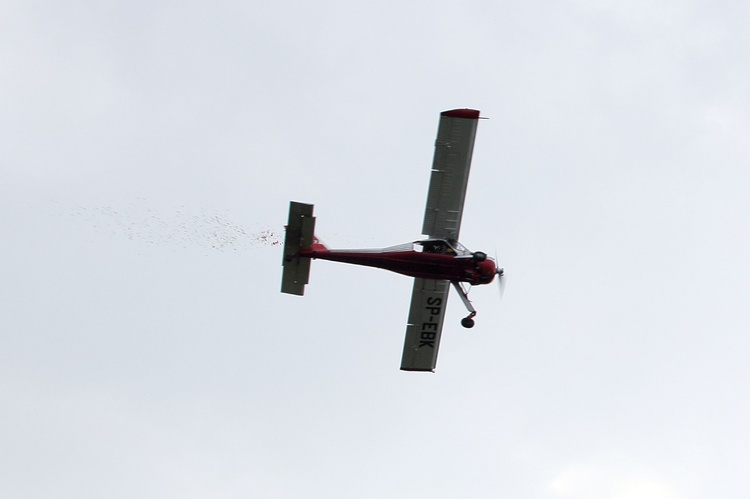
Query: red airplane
[{"left": 281, "top": 108, "right": 504, "bottom": 372}]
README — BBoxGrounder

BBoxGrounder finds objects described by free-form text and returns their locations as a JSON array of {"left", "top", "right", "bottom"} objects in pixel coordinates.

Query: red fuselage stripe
[{"left": 298, "top": 249, "right": 496, "bottom": 285}]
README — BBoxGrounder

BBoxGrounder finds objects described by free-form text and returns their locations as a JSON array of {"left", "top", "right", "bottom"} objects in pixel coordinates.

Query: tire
[{"left": 461, "top": 317, "right": 475, "bottom": 328}]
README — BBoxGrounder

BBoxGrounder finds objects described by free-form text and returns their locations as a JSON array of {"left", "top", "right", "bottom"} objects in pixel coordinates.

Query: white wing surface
[
  {"left": 400, "top": 278, "right": 450, "bottom": 372},
  {"left": 421, "top": 109, "right": 481, "bottom": 240}
]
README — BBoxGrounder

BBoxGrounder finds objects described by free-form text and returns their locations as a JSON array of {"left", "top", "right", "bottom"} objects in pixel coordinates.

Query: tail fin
[
  {"left": 281, "top": 201, "right": 315, "bottom": 295},
  {"left": 311, "top": 235, "right": 328, "bottom": 252}
]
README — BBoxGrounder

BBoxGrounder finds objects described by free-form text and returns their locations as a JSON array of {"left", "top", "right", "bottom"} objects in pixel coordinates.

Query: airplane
[{"left": 280, "top": 108, "right": 504, "bottom": 372}]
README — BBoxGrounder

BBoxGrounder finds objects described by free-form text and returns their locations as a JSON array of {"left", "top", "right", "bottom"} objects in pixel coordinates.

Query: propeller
[
  {"left": 496, "top": 268, "right": 506, "bottom": 301},
  {"left": 494, "top": 248, "right": 506, "bottom": 303}
]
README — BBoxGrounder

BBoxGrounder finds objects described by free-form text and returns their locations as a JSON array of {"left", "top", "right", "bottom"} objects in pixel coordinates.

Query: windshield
[
  {"left": 448, "top": 240, "right": 470, "bottom": 255},
  {"left": 412, "top": 239, "right": 471, "bottom": 256}
]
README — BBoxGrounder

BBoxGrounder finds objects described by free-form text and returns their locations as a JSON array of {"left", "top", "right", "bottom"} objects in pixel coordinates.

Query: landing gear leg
[{"left": 451, "top": 281, "right": 477, "bottom": 329}]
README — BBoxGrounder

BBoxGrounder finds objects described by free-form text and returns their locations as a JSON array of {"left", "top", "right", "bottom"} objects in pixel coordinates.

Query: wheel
[
  {"left": 461, "top": 317, "right": 475, "bottom": 328},
  {"left": 472, "top": 251, "right": 487, "bottom": 262}
]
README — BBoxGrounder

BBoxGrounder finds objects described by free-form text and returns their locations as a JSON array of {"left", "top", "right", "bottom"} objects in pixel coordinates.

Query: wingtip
[
  {"left": 400, "top": 367, "right": 436, "bottom": 373},
  {"left": 441, "top": 109, "right": 480, "bottom": 119}
]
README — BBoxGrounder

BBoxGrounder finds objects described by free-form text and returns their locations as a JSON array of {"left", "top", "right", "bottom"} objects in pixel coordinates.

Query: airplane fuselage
[{"left": 297, "top": 245, "right": 497, "bottom": 285}]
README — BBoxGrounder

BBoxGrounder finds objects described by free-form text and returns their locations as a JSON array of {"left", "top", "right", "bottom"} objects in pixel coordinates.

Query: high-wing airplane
[{"left": 281, "top": 108, "right": 504, "bottom": 372}]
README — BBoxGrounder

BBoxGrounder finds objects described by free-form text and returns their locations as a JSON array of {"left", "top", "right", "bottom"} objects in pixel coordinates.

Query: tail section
[
  {"left": 281, "top": 201, "right": 316, "bottom": 295},
  {"left": 311, "top": 235, "right": 328, "bottom": 252}
]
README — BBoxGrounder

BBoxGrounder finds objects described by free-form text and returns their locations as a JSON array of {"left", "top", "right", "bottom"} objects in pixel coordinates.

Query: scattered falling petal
[{"left": 69, "top": 201, "right": 283, "bottom": 252}]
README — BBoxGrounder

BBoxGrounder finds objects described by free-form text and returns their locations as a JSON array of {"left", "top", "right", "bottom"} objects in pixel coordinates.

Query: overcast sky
[{"left": 2, "top": 1, "right": 750, "bottom": 498}]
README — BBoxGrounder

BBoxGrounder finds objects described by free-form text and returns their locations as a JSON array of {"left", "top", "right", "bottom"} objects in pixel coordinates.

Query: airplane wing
[
  {"left": 421, "top": 109, "right": 481, "bottom": 240},
  {"left": 400, "top": 278, "right": 450, "bottom": 372}
]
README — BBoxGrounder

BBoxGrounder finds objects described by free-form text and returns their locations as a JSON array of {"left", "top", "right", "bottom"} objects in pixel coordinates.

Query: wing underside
[
  {"left": 421, "top": 109, "right": 480, "bottom": 240},
  {"left": 400, "top": 109, "right": 481, "bottom": 372},
  {"left": 400, "top": 278, "right": 450, "bottom": 372}
]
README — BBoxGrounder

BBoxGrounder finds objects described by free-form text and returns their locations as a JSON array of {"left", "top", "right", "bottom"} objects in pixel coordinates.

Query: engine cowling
[{"left": 472, "top": 251, "right": 487, "bottom": 262}]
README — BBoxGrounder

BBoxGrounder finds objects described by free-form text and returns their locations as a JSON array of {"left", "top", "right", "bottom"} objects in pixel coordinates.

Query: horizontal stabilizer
[{"left": 281, "top": 201, "right": 315, "bottom": 295}]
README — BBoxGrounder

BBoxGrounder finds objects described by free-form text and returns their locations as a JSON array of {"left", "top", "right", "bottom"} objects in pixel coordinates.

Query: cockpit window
[
  {"left": 448, "top": 240, "right": 470, "bottom": 255},
  {"left": 415, "top": 239, "right": 470, "bottom": 256}
]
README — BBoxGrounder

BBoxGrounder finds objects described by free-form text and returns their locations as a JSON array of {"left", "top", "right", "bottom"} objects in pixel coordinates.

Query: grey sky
[{"left": 2, "top": 1, "right": 749, "bottom": 497}]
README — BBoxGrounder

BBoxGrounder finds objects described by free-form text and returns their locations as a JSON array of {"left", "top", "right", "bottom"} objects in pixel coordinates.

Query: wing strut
[{"left": 450, "top": 281, "right": 477, "bottom": 329}]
